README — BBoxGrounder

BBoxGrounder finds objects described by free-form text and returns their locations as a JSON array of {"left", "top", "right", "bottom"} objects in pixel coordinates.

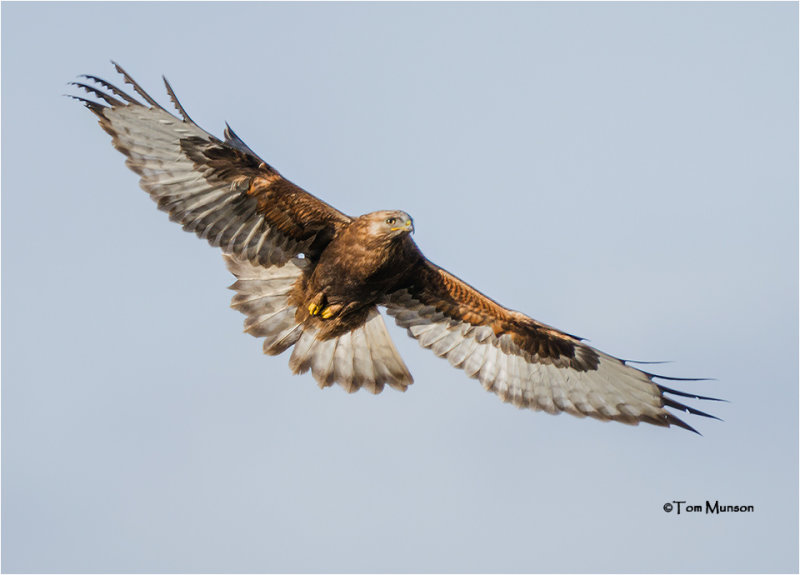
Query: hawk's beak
[{"left": 391, "top": 220, "right": 414, "bottom": 234}]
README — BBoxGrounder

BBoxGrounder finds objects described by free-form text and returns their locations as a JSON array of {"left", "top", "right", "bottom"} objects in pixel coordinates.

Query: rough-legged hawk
[{"left": 70, "top": 63, "right": 720, "bottom": 432}]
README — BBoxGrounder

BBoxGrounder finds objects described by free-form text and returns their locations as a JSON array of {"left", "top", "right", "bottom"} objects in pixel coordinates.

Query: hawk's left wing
[{"left": 384, "top": 258, "right": 719, "bottom": 432}]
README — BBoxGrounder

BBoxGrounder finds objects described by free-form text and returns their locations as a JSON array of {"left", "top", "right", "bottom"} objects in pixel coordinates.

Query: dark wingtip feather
[
  {"left": 657, "top": 383, "right": 727, "bottom": 403},
  {"left": 69, "top": 81, "right": 123, "bottom": 106},
  {"left": 162, "top": 75, "right": 193, "bottom": 123},
  {"left": 666, "top": 414, "right": 703, "bottom": 435},
  {"left": 80, "top": 74, "right": 140, "bottom": 104},
  {"left": 643, "top": 365, "right": 718, "bottom": 383},
  {"left": 647, "top": 372, "right": 716, "bottom": 382},
  {"left": 65, "top": 94, "right": 106, "bottom": 115},
  {"left": 640, "top": 370, "right": 723, "bottom": 432},
  {"left": 111, "top": 60, "right": 163, "bottom": 110},
  {"left": 662, "top": 396, "right": 723, "bottom": 422}
]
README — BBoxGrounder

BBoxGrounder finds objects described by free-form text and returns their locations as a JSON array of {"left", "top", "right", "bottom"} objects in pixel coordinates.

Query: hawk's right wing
[{"left": 71, "top": 62, "right": 351, "bottom": 267}]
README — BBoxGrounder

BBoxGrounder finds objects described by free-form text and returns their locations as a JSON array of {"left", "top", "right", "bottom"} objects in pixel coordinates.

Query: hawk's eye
[{"left": 385, "top": 217, "right": 397, "bottom": 225}]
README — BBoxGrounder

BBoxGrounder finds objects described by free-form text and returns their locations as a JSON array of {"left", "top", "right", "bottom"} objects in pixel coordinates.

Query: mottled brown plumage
[
  {"left": 71, "top": 63, "right": 720, "bottom": 432},
  {"left": 290, "top": 212, "right": 421, "bottom": 338}
]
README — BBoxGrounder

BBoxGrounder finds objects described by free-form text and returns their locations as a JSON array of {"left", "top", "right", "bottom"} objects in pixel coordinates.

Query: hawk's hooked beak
[{"left": 391, "top": 220, "right": 414, "bottom": 234}]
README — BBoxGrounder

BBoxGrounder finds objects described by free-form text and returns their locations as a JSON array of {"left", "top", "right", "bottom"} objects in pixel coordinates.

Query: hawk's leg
[
  {"left": 320, "top": 304, "right": 342, "bottom": 319},
  {"left": 307, "top": 292, "right": 326, "bottom": 316},
  {"left": 307, "top": 292, "right": 342, "bottom": 319}
]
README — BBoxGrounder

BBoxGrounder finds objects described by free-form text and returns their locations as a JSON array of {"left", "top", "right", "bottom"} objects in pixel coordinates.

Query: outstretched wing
[
  {"left": 384, "top": 259, "right": 720, "bottom": 432},
  {"left": 70, "top": 62, "right": 351, "bottom": 266}
]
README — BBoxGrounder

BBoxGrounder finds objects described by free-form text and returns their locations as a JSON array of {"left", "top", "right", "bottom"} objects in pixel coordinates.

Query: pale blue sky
[{"left": 2, "top": 2, "right": 797, "bottom": 573}]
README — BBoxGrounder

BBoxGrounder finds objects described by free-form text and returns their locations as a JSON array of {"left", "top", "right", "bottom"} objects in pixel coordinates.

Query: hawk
[{"left": 70, "top": 63, "right": 720, "bottom": 432}]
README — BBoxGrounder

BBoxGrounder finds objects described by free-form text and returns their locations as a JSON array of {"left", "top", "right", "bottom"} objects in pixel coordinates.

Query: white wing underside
[
  {"left": 86, "top": 82, "right": 311, "bottom": 267},
  {"left": 385, "top": 290, "right": 679, "bottom": 427}
]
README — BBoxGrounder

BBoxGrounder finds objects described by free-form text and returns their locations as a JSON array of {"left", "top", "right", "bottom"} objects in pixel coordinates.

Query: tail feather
[
  {"left": 243, "top": 306, "right": 294, "bottom": 337},
  {"left": 288, "top": 329, "right": 317, "bottom": 374},
  {"left": 288, "top": 309, "right": 414, "bottom": 393},
  {"left": 310, "top": 337, "right": 338, "bottom": 388},
  {"left": 333, "top": 333, "right": 357, "bottom": 392},
  {"left": 363, "top": 309, "right": 415, "bottom": 392},
  {"left": 262, "top": 321, "right": 304, "bottom": 356},
  {"left": 225, "top": 254, "right": 413, "bottom": 394},
  {"left": 351, "top": 327, "right": 378, "bottom": 393}
]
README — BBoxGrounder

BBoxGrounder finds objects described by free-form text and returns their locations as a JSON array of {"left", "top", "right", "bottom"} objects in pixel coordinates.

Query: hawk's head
[{"left": 361, "top": 210, "right": 414, "bottom": 239}]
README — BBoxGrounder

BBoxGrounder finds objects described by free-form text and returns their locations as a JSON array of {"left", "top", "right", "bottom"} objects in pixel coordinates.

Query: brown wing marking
[
  {"left": 71, "top": 62, "right": 351, "bottom": 266},
  {"left": 385, "top": 259, "right": 718, "bottom": 431},
  {"left": 407, "top": 261, "right": 596, "bottom": 370}
]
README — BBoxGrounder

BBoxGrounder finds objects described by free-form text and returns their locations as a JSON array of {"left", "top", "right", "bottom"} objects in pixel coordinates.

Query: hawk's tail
[{"left": 224, "top": 254, "right": 413, "bottom": 394}]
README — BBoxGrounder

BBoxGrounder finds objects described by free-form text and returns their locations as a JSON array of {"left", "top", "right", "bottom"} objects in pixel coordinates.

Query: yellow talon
[
  {"left": 308, "top": 302, "right": 321, "bottom": 316},
  {"left": 320, "top": 307, "right": 334, "bottom": 319}
]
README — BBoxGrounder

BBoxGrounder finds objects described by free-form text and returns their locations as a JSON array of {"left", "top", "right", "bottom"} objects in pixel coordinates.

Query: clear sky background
[{"left": 2, "top": 2, "right": 797, "bottom": 573}]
